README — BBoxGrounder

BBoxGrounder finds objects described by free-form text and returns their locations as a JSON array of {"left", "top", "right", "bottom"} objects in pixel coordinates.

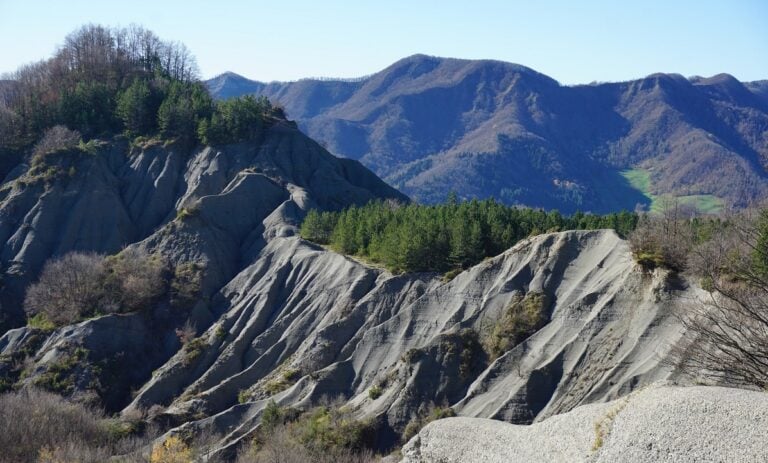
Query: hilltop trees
[
  {"left": 300, "top": 198, "right": 638, "bottom": 273},
  {"left": 5, "top": 25, "right": 200, "bottom": 141},
  {"left": 0, "top": 24, "right": 282, "bottom": 157}
]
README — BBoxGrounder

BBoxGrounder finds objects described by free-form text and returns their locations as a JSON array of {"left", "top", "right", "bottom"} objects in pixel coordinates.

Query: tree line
[
  {"left": 0, "top": 24, "right": 283, "bottom": 166},
  {"left": 300, "top": 196, "right": 638, "bottom": 273}
]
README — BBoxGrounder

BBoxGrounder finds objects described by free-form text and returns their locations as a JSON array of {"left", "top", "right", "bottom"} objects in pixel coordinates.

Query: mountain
[{"left": 207, "top": 55, "right": 768, "bottom": 213}]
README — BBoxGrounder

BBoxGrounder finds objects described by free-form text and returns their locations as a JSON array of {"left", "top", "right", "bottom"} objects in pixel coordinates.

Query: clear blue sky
[{"left": 0, "top": 0, "right": 766, "bottom": 84}]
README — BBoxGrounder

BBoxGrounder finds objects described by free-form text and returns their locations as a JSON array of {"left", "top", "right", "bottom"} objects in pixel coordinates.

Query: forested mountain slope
[{"left": 208, "top": 55, "right": 768, "bottom": 213}]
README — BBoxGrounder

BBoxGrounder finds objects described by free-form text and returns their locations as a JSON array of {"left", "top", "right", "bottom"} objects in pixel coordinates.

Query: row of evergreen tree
[
  {"left": 300, "top": 197, "right": 638, "bottom": 273},
  {"left": 0, "top": 25, "right": 283, "bottom": 161}
]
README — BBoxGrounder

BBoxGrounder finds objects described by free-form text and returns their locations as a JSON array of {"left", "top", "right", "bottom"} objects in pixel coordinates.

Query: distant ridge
[{"left": 208, "top": 55, "right": 768, "bottom": 213}]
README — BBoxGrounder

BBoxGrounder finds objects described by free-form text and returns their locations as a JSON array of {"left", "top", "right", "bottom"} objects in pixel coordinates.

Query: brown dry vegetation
[{"left": 0, "top": 388, "right": 155, "bottom": 463}]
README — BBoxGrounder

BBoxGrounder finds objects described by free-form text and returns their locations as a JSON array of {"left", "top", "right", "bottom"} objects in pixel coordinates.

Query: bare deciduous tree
[
  {"left": 629, "top": 198, "right": 696, "bottom": 271},
  {"left": 671, "top": 209, "right": 768, "bottom": 388},
  {"left": 24, "top": 252, "right": 106, "bottom": 326},
  {"left": 24, "top": 249, "right": 170, "bottom": 326},
  {"left": 0, "top": 388, "right": 162, "bottom": 463},
  {"left": 31, "top": 125, "right": 82, "bottom": 158},
  {"left": 104, "top": 248, "right": 168, "bottom": 313}
]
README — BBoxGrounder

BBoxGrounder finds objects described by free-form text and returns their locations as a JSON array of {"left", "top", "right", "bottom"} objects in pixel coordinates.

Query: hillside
[{"left": 207, "top": 55, "right": 768, "bottom": 213}]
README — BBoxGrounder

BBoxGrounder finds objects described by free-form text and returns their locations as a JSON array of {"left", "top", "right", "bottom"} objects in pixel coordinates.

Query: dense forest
[
  {"left": 300, "top": 196, "right": 638, "bottom": 273},
  {"left": 0, "top": 24, "right": 283, "bottom": 173}
]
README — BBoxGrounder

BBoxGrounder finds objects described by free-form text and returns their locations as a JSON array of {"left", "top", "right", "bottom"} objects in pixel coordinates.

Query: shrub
[
  {"left": 368, "top": 385, "right": 382, "bottom": 400},
  {"left": 0, "top": 388, "right": 155, "bottom": 463},
  {"left": 27, "top": 313, "right": 56, "bottom": 331},
  {"left": 263, "top": 368, "right": 301, "bottom": 395},
  {"left": 181, "top": 337, "right": 207, "bottom": 366},
  {"left": 669, "top": 209, "right": 768, "bottom": 388},
  {"left": 31, "top": 349, "right": 88, "bottom": 394},
  {"left": 170, "top": 261, "right": 203, "bottom": 309},
  {"left": 484, "top": 292, "right": 549, "bottom": 359},
  {"left": 24, "top": 252, "right": 107, "bottom": 326},
  {"left": 31, "top": 125, "right": 82, "bottom": 158},
  {"left": 260, "top": 400, "right": 284, "bottom": 431},
  {"left": 238, "top": 389, "right": 252, "bottom": 404},
  {"left": 150, "top": 436, "right": 192, "bottom": 463},
  {"left": 237, "top": 426, "right": 375, "bottom": 463},
  {"left": 629, "top": 202, "right": 696, "bottom": 271},
  {"left": 104, "top": 248, "right": 168, "bottom": 312},
  {"left": 402, "top": 404, "right": 456, "bottom": 443},
  {"left": 24, "top": 249, "right": 172, "bottom": 327},
  {"left": 240, "top": 402, "right": 377, "bottom": 463}
]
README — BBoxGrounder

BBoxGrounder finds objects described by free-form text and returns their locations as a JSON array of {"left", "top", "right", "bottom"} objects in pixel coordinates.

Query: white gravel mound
[{"left": 401, "top": 385, "right": 768, "bottom": 463}]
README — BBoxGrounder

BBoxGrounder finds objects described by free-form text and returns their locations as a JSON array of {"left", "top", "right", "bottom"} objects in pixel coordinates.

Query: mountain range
[{"left": 207, "top": 55, "right": 768, "bottom": 213}]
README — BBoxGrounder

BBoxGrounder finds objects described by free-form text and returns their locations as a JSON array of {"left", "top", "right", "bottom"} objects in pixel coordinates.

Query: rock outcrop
[{"left": 401, "top": 384, "right": 768, "bottom": 463}]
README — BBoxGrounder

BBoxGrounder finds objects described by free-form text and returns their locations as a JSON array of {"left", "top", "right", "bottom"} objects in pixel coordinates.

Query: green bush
[
  {"left": 181, "top": 337, "right": 207, "bottom": 366},
  {"left": 484, "top": 292, "right": 549, "bottom": 359},
  {"left": 367, "top": 385, "right": 383, "bottom": 400},
  {"left": 263, "top": 368, "right": 301, "bottom": 395},
  {"left": 238, "top": 389, "right": 252, "bottom": 404}
]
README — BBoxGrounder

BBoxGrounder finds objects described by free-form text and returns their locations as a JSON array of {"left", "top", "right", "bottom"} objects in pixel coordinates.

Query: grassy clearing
[{"left": 620, "top": 168, "right": 724, "bottom": 215}]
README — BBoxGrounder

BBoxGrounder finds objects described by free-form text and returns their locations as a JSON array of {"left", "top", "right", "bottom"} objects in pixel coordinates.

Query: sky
[{"left": 0, "top": 0, "right": 766, "bottom": 84}]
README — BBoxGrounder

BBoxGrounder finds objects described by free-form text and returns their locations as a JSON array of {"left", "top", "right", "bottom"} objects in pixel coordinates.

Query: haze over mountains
[{"left": 208, "top": 54, "right": 768, "bottom": 213}]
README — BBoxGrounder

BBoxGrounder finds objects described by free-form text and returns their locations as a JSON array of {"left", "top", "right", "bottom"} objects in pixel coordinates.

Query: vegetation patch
[
  {"left": 621, "top": 168, "right": 724, "bottom": 215},
  {"left": 263, "top": 368, "right": 301, "bottom": 396},
  {"left": 402, "top": 404, "right": 456, "bottom": 443},
  {"left": 0, "top": 388, "right": 163, "bottom": 462},
  {"left": 150, "top": 435, "right": 192, "bottom": 463},
  {"left": 238, "top": 389, "right": 252, "bottom": 404},
  {"left": 484, "top": 292, "right": 549, "bottom": 359},
  {"left": 170, "top": 261, "right": 204, "bottom": 309},
  {"left": 32, "top": 347, "right": 89, "bottom": 394},
  {"left": 181, "top": 337, "right": 207, "bottom": 366},
  {"left": 367, "top": 384, "right": 383, "bottom": 400},
  {"left": 242, "top": 401, "right": 377, "bottom": 461},
  {"left": 27, "top": 313, "right": 56, "bottom": 331},
  {"left": 301, "top": 199, "right": 638, "bottom": 274},
  {"left": 24, "top": 249, "right": 169, "bottom": 327},
  {"left": 592, "top": 397, "right": 631, "bottom": 452},
  {"left": 0, "top": 23, "right": 286, "bottom": 191}
]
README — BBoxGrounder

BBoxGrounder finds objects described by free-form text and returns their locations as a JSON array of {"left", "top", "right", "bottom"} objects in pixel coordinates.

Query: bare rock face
[
  {"left": 117, "top": 229, "right": 696, "bottom": 458},
  {"left": 401, "top": 384, "right": 768, "bottom": 463}
]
